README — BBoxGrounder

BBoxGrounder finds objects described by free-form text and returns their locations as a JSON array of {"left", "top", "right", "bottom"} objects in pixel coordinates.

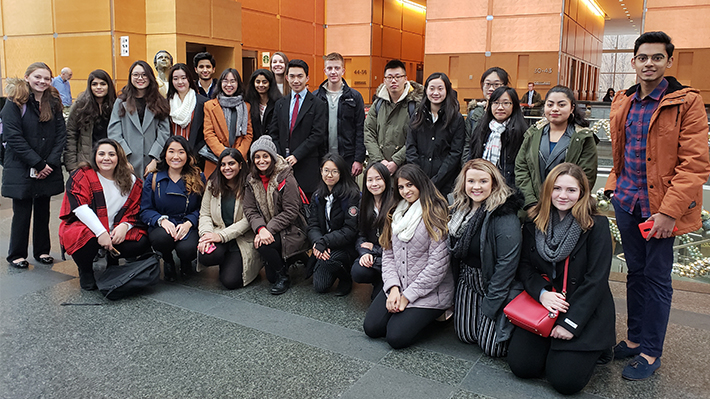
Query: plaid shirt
[{"left": 613, "top": 78, "right": 668, "bottom": 217}]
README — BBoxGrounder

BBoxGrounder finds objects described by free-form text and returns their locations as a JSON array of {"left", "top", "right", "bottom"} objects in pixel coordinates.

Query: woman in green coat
[{"left": 514, "top": 85, "right": 598, "bottom": 212}]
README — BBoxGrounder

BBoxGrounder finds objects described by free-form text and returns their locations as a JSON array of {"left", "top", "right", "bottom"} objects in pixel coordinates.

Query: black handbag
[
  {"left": 197, "top": 144, "right": 219, "bottom": 163},
  {"left": 96, "top": 252, "right": 161, "bottom": 300}
]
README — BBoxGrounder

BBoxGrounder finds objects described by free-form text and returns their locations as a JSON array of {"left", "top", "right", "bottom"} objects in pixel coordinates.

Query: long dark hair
[
  {"left": 380, "top": 164, "right": 449, "bottom": 249},
  {"left": 166, "top": 63, "right": 198, "bottom": 100},
  {"left": 209, "top": 148, "right": 248, "bottom": 199},
  {"left": 244, "top": 69, "right": 281, "bottom": 107},
  {"left": 155, "top": 136, "right": 205, "bottom": 195},
  {"left": 544, "top": 85, "right": 589, "bottom": 128},
  {"left": 314, "top": 153, "right": 360, "bottom": 201},
  {"left": 213, "top": 68, "right": 244, "bottom": 99},
  {"left": 70, "top": 69, "right": 117, "bottom": 130},
  {"left": 411, "top": 72, "right": 459, "bottom": 130},
  {"left": 118, "top": 60, "right": 170, "bottom": 119},
  {"left": 87, "top": 138, "right": 135, "bottom": 195},
  {"left": 469, "top": 86, "right": 527, "bottom": 160},
  {"left": 359, "top": 162, "right": 394, "bottom": 234}
]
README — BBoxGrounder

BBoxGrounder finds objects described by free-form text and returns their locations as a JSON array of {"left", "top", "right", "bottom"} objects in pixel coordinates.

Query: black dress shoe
[
  {"left": 335, "top": 276, "right": 352, "bottom": 297},
  {"left": 270, "top": 276, "right": 290, "bottom": 295},
  {"left": 163, "top": 261, "right": 177, "bottom": 282},
  {"left": 37, "top": 255, "right": 54, "bottom": 264},
  {"left": 9, "top": 259, "right": 29, "bottom": 269}
]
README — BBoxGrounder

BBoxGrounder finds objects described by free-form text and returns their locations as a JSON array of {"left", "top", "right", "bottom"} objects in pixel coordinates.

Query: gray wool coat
[{"left": 108, "top": 99, "right": 170, "bottom": 174}]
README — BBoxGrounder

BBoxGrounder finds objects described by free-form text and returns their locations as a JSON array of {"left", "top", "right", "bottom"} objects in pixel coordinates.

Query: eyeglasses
[
  {"left": 321, "top": 168, "right": 340, "bottom": 176},
  {"left": 633, "top": 54, "right": 667, "bottom": 64},
  {"left": 483, "top": 82, "right": 503, "bottom": 90},
  {"left": 492, "top": 101, "right": 513, "bottom": 109},
  {"left": 384, "top": 74, "right": 405, "bottom": 82},
  {"left": 131, "top": 73, "right": 147, "bottom": 80}
]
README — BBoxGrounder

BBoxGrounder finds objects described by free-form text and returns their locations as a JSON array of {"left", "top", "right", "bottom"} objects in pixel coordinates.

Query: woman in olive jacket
[
  {"left": 2, "top": 64, "right": 66, "bottom": 268},
  {"left": 515, "top": 86, "right": 598, "bottom": 212}
]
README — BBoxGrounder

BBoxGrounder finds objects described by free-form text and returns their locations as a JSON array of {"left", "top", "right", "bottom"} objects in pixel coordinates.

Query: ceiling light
[
  {"left": 582, "top": 0, "right": 604, "bottom": 17},
  {"left": 397, "top": 0, "right": 426, "bottom": 12}
]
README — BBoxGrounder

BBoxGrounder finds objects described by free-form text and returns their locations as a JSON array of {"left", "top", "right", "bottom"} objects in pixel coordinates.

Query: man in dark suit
[
  {"left": 520, "top": 82, "right": 543, "bottom": 116},
  {"left": 268, "top": 59, "right": 327, "bottom": 198}
]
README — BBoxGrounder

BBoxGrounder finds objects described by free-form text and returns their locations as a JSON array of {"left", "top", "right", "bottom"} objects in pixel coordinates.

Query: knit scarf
[
  {"left": 535, "top": 211, "right": 582, "bottom": 263},
  {"left": 218, "top": 94, "right": 248, "bottom": 145},
  {"left": 169, "top": 89, "right": 197, "bottom": 128},
  {"left": 449, "top": 205, "right": 486, "bottom": 260},
  {"left": 483, "top": 119, "right": 507, "bottom": 166},
  {"left": 391, "top": 199, "right": 423, "bottom": 243}
]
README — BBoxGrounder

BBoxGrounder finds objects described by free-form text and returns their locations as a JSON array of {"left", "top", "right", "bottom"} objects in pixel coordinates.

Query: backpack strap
[{"left": 408, "top": 101, "right": 415, "bottom": 118}]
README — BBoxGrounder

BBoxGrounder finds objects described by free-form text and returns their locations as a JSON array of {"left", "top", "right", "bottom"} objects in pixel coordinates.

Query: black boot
[
  {"left": 271, "top": 270, "right": 290, "bottom": 295},
  {"left": 335, "top": 267, "right": 352, "bottom": 297},
  {"left": 163, "top": 258, "right": 177, "bottom": 282},
  {"left": 77, "top": 266, "right": 97, "bottom": 291}
]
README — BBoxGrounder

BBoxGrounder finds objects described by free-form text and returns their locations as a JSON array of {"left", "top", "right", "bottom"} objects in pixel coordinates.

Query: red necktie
[{"left": 290, "top": 93, "right": 300, "bottom": 135}]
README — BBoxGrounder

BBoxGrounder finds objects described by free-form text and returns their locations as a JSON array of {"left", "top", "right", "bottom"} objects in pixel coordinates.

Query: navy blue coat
[{"left": 140, "top": 170, "right": 205, "bottom": 235}]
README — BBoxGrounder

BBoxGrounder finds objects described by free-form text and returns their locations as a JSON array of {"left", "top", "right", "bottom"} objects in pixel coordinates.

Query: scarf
[
  {"left": 483, "top": 119, "right": 507, "bottom": 166},
  {"left": 218, "top": 94, "right": 249, "bottom": 146},
  {"left": 448, "top": 205, "right": 486, "bottom": 260},
  {"left": 391, "top": 199, "right": 423, "bottom": 243},
  {"left": 535, "top": 211, "right": 582, "bottom": 264},
  {"left": 169, "top": 89, "right": 197, "bottom": 128}
]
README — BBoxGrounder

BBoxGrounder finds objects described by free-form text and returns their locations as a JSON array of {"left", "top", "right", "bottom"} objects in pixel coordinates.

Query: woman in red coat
[{"left": 59, "top": 138, "right": 150, "bottom": 290}]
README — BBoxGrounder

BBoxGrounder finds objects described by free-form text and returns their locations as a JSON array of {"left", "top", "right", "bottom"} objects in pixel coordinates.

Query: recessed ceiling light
[{"left": 621, "top": 3, "right": 625, "bottom": 5}]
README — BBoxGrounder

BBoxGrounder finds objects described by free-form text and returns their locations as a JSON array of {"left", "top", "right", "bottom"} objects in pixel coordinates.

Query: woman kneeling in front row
[
  {"left": 59, "top": 139, "right": 150, "bottom": 290},
  {"left": 507, "top": 163, "right": 614, "bottom": 395},
  {"left": 197, "top": 148, "right": 262, "bottom": 289},
  {"left": 363, "top": 164, "right": 454, "bottom": 349}
]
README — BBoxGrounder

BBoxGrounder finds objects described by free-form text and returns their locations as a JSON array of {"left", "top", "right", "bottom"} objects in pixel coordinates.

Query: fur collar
[
  {"left": 374, "top": 80, "right": 424, "bottom": 104},
  {"left": 491, "top": 190, "right": 525, "bottom": 218}
]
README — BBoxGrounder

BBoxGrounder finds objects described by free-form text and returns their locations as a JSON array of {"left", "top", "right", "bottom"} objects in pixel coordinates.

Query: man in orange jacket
[{"left": 605, "top": 31, "right": 710, "bottom": 381}]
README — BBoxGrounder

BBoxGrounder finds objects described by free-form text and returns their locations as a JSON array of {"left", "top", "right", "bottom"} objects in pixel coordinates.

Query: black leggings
[
  {"left": 71, "top": 236, "right": 152, "bottom": 274},
  {"left": 507, "top": 327, "right": 603, "bottom": 395},
  {"left": 197, "top": 242, "right": 244, "bottom": 289},
  {"left": 351, "top": 256, "right": 383, "bottom": 296},
  {"left": 312, "top": 249, "right": 352, "bottom": 293},
  {"left": 363, "top": 290, "right": 444, "bottom": 349},
  {"left": 8, "top": 197, "right": 51, "bottom": 262},
  {"left": 256, "top": 233, "right": 284, "bottom": 283},
  {"left": 149, "top": 228, "right": 199, "bottom": 266}
]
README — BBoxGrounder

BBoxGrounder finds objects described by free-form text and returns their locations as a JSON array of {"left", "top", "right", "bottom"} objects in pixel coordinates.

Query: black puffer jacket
[
  {"left": 307, "top": 192, "right": 359, "bottom": 255},
  {"left": 1, "top": 93, "right": 66, "bottom": 199}
]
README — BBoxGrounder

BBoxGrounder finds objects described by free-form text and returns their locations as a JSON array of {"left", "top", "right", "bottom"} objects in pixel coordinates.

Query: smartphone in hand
[{"left": 638, "top": 220, "right": 678, "bottom": 239}]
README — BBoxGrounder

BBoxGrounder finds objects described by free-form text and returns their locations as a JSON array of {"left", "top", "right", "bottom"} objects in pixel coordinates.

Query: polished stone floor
[{"left": 1, "top": 196, "right": 710, "bottom": 399}]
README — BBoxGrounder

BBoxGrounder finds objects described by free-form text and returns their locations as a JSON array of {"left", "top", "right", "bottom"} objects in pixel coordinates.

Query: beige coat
[{"left": 198, "top": 182, "right": 262, "bottom": 286}]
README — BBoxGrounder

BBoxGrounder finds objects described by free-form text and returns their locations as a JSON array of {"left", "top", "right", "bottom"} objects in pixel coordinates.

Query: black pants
[
  {"left": 256, "top": 233, "right": 284, "bottom": 283},
  {"left": 351, "top": 256, "right": 383, "bottom": 298},
  {"left": 197, "top": 241, "right": 244, "bottom": 289},
  {"left": 149, "top": 228, "right": 199, "bottom": 267},
  {"left": 363, "top": 290, "right": 444, "bottom": 349},
  {"left": 507, "top": 327, "right": 602, "bottom": 395},
  {"left": 71, "top": 236, "right": 151, "bottom": 289},
  {"left": 8, "top": 197, "right": 51, "bottom": 262},
  {"left": 312, "top": 249, "right": 352, "bottom": 293}
]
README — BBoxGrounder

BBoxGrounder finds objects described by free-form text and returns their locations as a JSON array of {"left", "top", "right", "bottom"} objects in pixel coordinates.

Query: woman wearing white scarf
[
  {"left": 466, "top": 86, "right": 527, "bottom": 189},
  {"left": 166, "top": 63, "right": 208, "bottom": 162},
  {"left": 363, "top": 164, "right": 455, "bottom": 349}
]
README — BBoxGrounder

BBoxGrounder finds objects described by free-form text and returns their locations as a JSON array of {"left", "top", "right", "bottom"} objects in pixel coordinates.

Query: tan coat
[
  {"left": 203, "top": 99, "right": 253, "bottom": 177},
  {"left": 198, "top": 182, "right": 262, "bottom": 286},
  {"left": 604, "top": 77, "right": 710, "bottom": 235}
]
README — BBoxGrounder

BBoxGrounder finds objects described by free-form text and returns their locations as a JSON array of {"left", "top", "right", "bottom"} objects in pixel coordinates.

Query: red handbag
[{"left": 504, "top": 257, "right": 569, "bottom": 338}]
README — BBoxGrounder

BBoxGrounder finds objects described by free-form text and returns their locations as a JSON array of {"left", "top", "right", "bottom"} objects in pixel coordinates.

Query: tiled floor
[{"left": 1, "top": 196, "right": 710, "bottom": 398}]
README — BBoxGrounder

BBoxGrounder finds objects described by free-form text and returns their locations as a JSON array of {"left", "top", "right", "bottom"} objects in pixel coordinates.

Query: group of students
[{"left": 5, "top": 30, "right": 701, "bottom": 394}]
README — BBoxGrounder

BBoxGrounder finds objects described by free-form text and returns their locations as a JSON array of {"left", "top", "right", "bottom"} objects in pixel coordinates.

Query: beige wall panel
[
  {"left": 371, "top": 57, "right": 387, "bottom": 87},
  {"left": 426, "top": 0, "right": 487, "bottom": 19},
  {"left": 343, "top": 56, "right": 371, "bottom": 88},
  {"left": 422, "top": 54, "right": 449, "bottom": 80},
  {"left": 3, "top": 0, "right": 53, "bottom": 36},
  {"left": 315, "top": 24, "right": 325, "bottom": 57},
  {"left": 402, "top": 6, "right": 425, "bottom": 34},
  {"left": 3, "top": 37, "right": 55, "bottom": 78},
  {"left": 490, "top": 16, "right": 560, "bottom": 53},
  {"left": 145, "top": 0, "right": 176, "bottom": 34},
  {"left": 373, "top": 0, "right": 383, "bottom": 25},
  {"left": 382, "top": 0, "right": 402, "bottom": 30},
  {"left": 113, "top": 32, "right": 147, "bottom": 86},
  {"left": 146, "top": 34, "right": 178, "bottom": 69},
  {"left": 381, "top": 26, "right": 401, "bottom": 60},
  {"left": 372, "top": 26, "right": 383, "bottom": 57},
  {"left": 240, "top": 0, "right": 278, "bottom": 15},
  {"left": 175, "top": 0, "right": 211, "bottom": 38},
  {"left": 326, "top": 0, "right": 371, "bottom": 24},
  {"left": 281, "top": 0, "right": 315, "bottom": 21},
  {"left": 647, "top": 0, "right": 710, "bottom": 6},
  {"left": 492, "top": 0, "right": 561, "bottom": 16},
  {"left": 54, "top": 0, "right": 111, "bottom": 33},
  {"left": 645, "top": 9, "right": 710, "bottom": 49},
  {"left": 55, "top": 34, "right": 113, "bottom": 85},
  {"left": 281, "top": 18, "right": 315, "bottom": 54},
  {"left": 212, "top": 0, "right": 241, "bottom": 41},
  {"left": 0, "top": 4, "right": 3, "bottom": 36},
  {"left": 114, "top": 0, "right": 147, "bottom": 34},
  {"left": 316, "top": 0, "right": 325, "bottom": 24},
  {"left": 575, "top": 24, "right": 584, "bottom": 59},
  {"left": 401, "top": 31, "right": 423, "bottom": 62},
  {"left": 242, "top": 10, "right": 279, "bottom": 49},
  {"left": 568, "top": 0, "right": 578, "bottom": 20},
  {"left": 209, "top": 45, "right": 237, "bottom": 70},
  {"left": 425, "top": 19, "right": 487, "bottom": 54}
]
